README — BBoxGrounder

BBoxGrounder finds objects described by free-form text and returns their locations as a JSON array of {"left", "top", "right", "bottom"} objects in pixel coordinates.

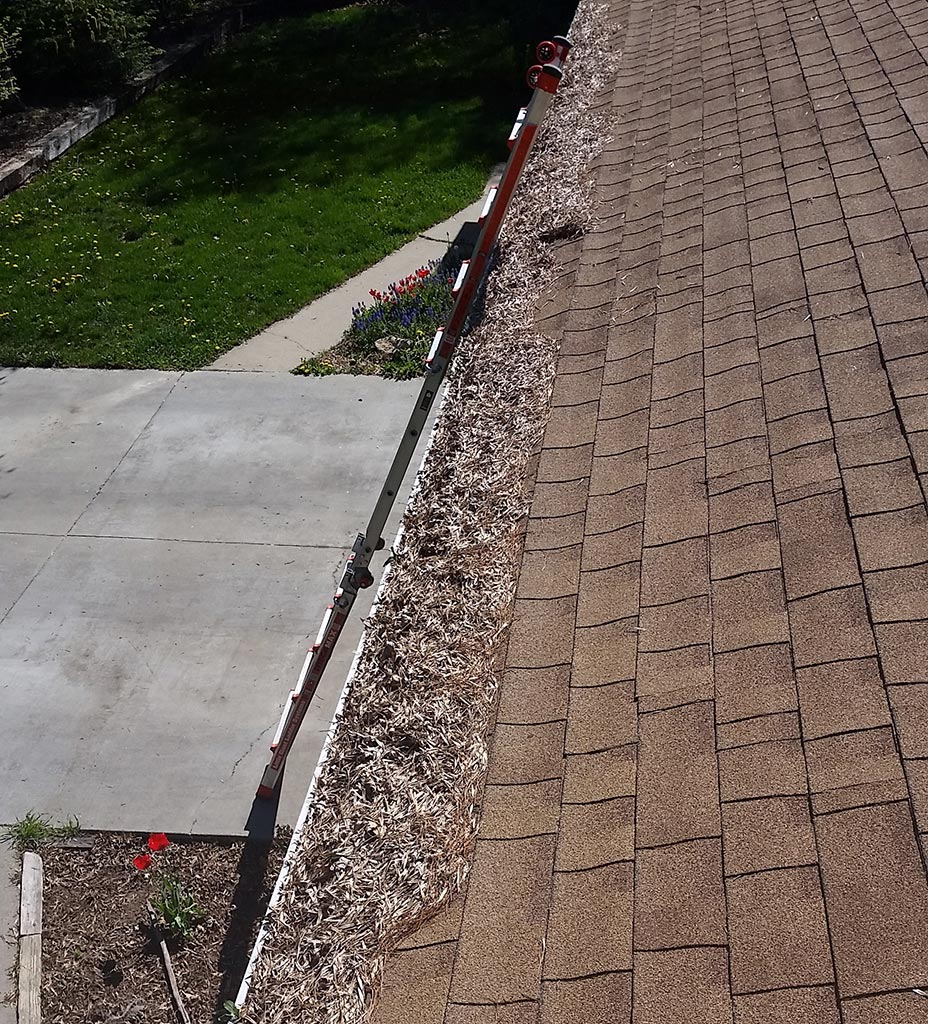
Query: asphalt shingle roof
[{"left": 370, "top": 0, "right": 928, "bottom": 1017}]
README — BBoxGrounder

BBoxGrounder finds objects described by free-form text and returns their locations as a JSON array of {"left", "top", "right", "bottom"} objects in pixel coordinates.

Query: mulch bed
[
  {"left": 0, "top": 102, "right": 84, "bottom": 165},
  {"left": 41, "top": 831, "right": 288, "bottom": 1024}
]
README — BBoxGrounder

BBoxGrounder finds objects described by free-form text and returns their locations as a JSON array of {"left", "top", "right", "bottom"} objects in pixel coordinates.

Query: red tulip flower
[
  {"left": 148, "top": 832, "right": 170, "bottom": 851},
  {"left": 133, "top": 853, "right": 152, "bottom": 871}
]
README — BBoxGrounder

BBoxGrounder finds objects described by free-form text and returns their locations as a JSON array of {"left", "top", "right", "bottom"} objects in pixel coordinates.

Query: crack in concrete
[{"left": 188, "top": 721, "right": 274, "bottom": 833}]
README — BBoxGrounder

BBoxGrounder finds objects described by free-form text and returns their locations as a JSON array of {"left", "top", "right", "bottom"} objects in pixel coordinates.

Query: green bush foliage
[
  {"left": 151, "top": 0, "right": 218, "bottom": 27},
  {"left": 0, "top": 0, "right": 220, "bottom": 102},
  {"left": 0, "top": 15, "right": 19, "bottom": 103},
  {"left": 8, "top": 0, "right": 155, "bottom": 96}
]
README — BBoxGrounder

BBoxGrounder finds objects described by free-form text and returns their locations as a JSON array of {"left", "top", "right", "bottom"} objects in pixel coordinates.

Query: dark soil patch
[
  {"left": 41, "top": 831, "right": 288, "bottom": 1023},
  {"left": 0, "top": 102, "right": 84, "bottom": 165}
]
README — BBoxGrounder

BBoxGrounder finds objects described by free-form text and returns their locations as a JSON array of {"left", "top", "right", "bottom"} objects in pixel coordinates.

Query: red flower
[
  {"left": 417, "top": 268, "right": 429, "bottom": 278},
  {"left": 148, "top": 832, "right": 170, "bottom": 851},
  {"left": 397, "top": 285, "right": 405, "bottom": 294},
  {"left": 133, "top": 853, "right": 152, "bottom": 871}
]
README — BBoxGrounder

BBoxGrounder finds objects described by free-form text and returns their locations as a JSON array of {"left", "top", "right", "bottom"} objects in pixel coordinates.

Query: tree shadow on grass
[{"left": 100, "top": 0, "right": 574, "bottom": 205}]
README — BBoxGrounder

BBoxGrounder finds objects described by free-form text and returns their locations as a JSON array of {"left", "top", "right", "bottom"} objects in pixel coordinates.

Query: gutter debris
[{"left": 240, "top": 4, "right": 619, "bottom": 1020}]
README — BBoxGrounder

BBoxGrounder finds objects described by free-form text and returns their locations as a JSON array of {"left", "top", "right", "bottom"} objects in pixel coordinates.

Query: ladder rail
[
  {"left": 256, "top": 53, "right": 571, "bottom": 799},
  {"left": 355, "top": 63, "right": 563, "bottom": 571}
]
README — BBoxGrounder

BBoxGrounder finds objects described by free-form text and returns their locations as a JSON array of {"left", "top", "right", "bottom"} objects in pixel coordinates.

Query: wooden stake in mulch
[{"left": 145, "top": 900, "right": 191, "bottom": 1024}]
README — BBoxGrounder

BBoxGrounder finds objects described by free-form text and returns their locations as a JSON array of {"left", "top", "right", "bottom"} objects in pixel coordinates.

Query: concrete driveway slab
[
  {"left": 73, "top": 371, "right": 417, "bottom": 546},
  {"left": 0, "top": 534, "right": 57, "bottom": 619},
  {"left": 0, "top": 368, "right": 179, "bottom": 535},
  {"left": 0, "top": 534, "right": 370, "bottom": 834},
  {"left": 0, "top": 367, "right": 431, "bottom": 835}
]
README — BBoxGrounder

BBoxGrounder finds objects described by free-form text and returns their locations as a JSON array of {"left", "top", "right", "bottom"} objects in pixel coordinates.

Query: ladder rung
[
  {"left": 291, "top": 650, "right": 312, "bottom": 699},
  {"left": 426, "top": 328, "right": 444, "bottom": 366},
  {"left": 312, "top": 606, "right": 333, "bottom": 651},
  {"left": 507, "top": 107, "right": 527, "bottom": 149},
  {"left": 479, "top": 187, "right": 498, "bottom": 223},
  {"left": 270, "top": 695, "right": 293, "bottom": 750},
  {"left": 452, "top": 260, "right": 470, "bottom": 296},
  {"left": 290, "top": 655, "right": 313, "bottom": 696}
]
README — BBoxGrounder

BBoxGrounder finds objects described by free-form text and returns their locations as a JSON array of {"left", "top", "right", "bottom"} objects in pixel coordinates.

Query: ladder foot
[{"left": 354, "top": 567, "right": 375, "bottom": 589}]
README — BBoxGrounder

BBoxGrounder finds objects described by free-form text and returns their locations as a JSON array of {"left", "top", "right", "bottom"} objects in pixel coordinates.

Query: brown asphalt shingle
[{"left": 370, "top": 0, "right": 928, "bottom": 1017}]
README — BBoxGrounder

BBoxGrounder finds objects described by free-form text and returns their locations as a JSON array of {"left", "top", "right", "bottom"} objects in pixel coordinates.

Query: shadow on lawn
[{"left": 123, "top": 0, "right": 573, "bottom": 204}]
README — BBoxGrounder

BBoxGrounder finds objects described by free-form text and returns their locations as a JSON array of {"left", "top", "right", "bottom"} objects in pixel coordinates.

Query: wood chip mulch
[{"left": 41, "top": 832, "right": 288, "bottom": 1024}]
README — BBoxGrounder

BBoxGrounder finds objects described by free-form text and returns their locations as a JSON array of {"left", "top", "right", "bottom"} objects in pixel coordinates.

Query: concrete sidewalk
[{"left": 0, "top": 367, "right": 424, "bottom": 835}]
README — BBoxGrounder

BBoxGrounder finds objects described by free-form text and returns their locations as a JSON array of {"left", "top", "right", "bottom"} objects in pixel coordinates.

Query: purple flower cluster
[{"left": 347, "top": 259, "right": 457, "bottom": 349}]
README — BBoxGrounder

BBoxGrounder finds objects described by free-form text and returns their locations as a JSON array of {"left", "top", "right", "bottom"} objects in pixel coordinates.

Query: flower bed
[
  {"left": 40, "top": 830, "right": 287, "bottom": 1023},
  {"left": 293, "top": 259, "right": 459, "bottom": 381}
]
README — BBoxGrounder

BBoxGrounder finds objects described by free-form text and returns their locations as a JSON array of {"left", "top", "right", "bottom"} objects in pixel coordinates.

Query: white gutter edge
[{"left": 235, "top": 384, "right": 445, "bottom": 1009}]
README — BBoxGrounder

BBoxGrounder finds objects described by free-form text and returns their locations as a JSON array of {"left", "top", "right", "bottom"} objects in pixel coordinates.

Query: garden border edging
[
  {"left": 0, "top": 9, "right": 245, "bottom": 200},
  {"left": 17, "top": 851, "right": 42, "bottom": 1024}
]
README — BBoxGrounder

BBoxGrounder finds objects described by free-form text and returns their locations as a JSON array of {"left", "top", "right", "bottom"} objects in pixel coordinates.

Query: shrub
[
  {"left": 9, "top": 0, "right": 155, "bottom": 97},
  {"left": 151, "top": 0, "right": 218, "bottom": 27},
  {"left": 0, "top": 16, "right": 19, "bottom": 104},
  {"left": 152, "top": 0, "right": 197, "bottom": 23}
]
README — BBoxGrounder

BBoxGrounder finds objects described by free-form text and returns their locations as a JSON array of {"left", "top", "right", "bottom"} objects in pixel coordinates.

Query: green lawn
[{"left": 0, "top": 4, "right": 529, "bottom": 368}]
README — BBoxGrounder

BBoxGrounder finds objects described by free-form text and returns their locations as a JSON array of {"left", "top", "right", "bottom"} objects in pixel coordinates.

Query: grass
[
  {"left": 0, "top": 3, "right": 535, "bottom": 369},
  {"left": 1, "top": 810, "right": 81, "bottom": 851}
]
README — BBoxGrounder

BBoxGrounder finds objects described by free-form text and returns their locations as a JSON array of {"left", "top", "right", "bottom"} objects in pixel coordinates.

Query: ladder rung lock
[
  {"left": 479, "top": 188, "right": 498, "bottom": 222},
  {"left": 452, "top": 261, "right": 470, "bottom": 294}
]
